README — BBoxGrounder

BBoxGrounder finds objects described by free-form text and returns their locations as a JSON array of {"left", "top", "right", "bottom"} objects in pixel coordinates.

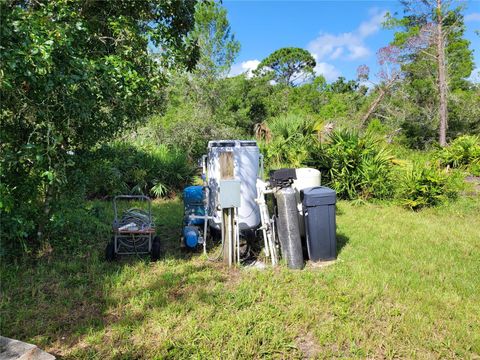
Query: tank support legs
[
  {"left": 255, "top": 179, "right": 278, "bottom": 266},
  {"left": 222, "top": 208, "right": 240, "bottom": 267}
]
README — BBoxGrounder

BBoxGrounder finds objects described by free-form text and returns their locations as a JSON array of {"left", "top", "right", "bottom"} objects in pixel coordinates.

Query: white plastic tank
[
  {"left": 291, "top": 168, "right": 321, "bottom": 236},
  {"left": 207, "top": 140, "right": 261, "bottom": 230}
]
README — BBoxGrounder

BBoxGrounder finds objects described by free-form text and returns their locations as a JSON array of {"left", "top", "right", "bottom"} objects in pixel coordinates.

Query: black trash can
[{"left": 301, "top": 186, "right": 336, "bottom": 261}]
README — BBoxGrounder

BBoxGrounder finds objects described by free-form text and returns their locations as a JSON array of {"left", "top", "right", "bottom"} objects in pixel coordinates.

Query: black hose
[{"left": 119, "top": 208, "right": 152, "bottom": 259}]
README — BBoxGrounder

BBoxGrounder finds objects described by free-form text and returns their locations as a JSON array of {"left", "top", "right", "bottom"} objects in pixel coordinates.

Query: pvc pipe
[
  {"left": 235, "top": 207, "right": 240, "bottom": 264},
  {"left": 256, "top": 181, "right": 270, "bottom": 258},
  {"left": 259, "top": 154, "right": 264, "bottom": 180},
  {"left": 202, "top": 155, "right": 208, "bottom": 182},
  {"left": 228, "top": 208, "right": 232, "bottom": 267},
  {"left": 268, "top": 222, "right": 277, "bottom": 266},
  {"left": 203, "top": 186, "right": 209, "bottom": 254},
  {"left": 220, "top": 208, "right": 225, "bottom": 262},
  {"left": 255, "top": 179, "right": 280, "bottom": 266}
]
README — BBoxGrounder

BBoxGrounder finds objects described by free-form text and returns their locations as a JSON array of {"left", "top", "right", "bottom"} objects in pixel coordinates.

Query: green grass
[{"left": 1, "top": 196, "right": 480, "bottom": 359}]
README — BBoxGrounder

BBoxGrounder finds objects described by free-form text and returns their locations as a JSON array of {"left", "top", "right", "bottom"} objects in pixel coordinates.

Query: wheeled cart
[{"left": 105, "top": 195, "right": 161, "bottom": 261}]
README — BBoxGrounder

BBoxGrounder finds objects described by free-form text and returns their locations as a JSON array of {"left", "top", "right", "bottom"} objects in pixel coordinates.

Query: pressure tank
[
  {"left": 207, "top": 140, "right": 261, "bottom": 230},
  {"left": 291, "top": 168, "right": 321, "bottom": 236},
  {"left": 183, "top": 186, "right": 205, "bottom": 225}
]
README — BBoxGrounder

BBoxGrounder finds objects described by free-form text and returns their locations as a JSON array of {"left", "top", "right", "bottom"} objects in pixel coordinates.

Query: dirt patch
[
  {"left": 307, "top": 259, "right": 336, "bottom": 269},
  {"left": 296, "top": 332, "right": 321, "bottom": 359},
  {"left": 465, "top": 176, "right": 480, "bottom": 194},
  {"left": 463, "top": 175, "right": 480, "bottom": 196}
]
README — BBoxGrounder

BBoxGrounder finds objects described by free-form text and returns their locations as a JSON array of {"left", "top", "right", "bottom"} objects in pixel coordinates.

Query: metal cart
[{"left": 105, "top": 195, "right": 161, "bottom": 261}]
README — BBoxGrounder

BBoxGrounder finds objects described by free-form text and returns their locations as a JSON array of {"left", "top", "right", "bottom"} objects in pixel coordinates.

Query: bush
[
  {"left": 366, "top": 118, "right": 389, "bottom": 135},
  {"left": 0, "top": 165, "right": 42, "bottom": 257},
  {"left": 259, "top": 113, "right": 315, "bottom": 169},
  {"left": 147, "top": 109, "right": 245, "bottom": 160},
  {"left": 437, "top": 135, "right": 480, "bottom": 175},
  {"left": 312, "top": 130, "right": 394, "bottom": 200},
  {"left": 75, "top": 142, "right": 195, "bottom": 199},
  {"left": 397, "top": 164, "right": 459, "bottom": 210},
  {"left": 44, "top": 199, "right": 110, "bottom": 255}
]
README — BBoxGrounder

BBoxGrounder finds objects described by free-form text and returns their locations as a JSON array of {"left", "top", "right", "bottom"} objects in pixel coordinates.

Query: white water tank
[
  {"left": 291, "top": 168, "right": 321, "bottom": 236},
  {"left": 207, "top": 140, "right": 261, "bottom": 230}
]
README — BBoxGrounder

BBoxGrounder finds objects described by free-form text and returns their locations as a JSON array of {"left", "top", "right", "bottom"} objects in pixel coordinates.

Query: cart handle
[{"left": 113, "top": 195, "right": 152, "bottom": 224}]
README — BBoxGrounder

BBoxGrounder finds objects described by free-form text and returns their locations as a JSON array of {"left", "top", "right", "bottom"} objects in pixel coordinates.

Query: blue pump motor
[
  {"left": 183, "top": 186, "right": 205, "bottom": 226},
  {"left": 183, "top": 226, "right": 199, "bottom": 248},
  {"left": 182, "top": 186, "right": 206, "bottom": 249}
]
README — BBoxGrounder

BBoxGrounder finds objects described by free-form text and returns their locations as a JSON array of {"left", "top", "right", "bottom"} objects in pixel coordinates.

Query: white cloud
[
  {"left": 349, "top": 45, "right": 371, "bottom": 60},
  {"left": 465, "top": 12, "right": 480, "bottom": 22},
  {"left": 468, "top": 68, "right": 480, "bottom": 83},
  {"left": 242, "top": 60, "right": 260, "bottom": 76},
  {"left": 330, "top": 47, "right": 343, "bottom": 60},
  {"left": 229, "top": 59, "right": 260, "bottom": 78},
  {"left": 358, "top": 9, "right": 388, "bottom": 37},
  {"left": 307, "top": 9, "right": 387, "bottom": 63},
  {"left": 313, "top": 61, "right": 341, "bottom": 82}
]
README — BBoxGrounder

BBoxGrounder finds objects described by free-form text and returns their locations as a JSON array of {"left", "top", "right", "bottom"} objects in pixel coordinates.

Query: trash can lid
[{"left": 301, "top": 186, "right": 336, "bottom": 206}]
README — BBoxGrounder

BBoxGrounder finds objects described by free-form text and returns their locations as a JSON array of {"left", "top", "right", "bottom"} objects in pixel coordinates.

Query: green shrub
[
  {"left": 259, "top": 113, "right": 315, "bottom": 169},
  {"left": 45, "top": 199, "right": 110, "bottom": 255},
  {"left": 312, "top": 130, "right": 394, "bottom": 200},
  {"left": 470, "top": 163, "right": 480, "bottom": 177},
  {"left": 389, "top": 143, "right": 436, "bottom": 164},
  {"left": 366, "top": 118, "right": 388, "bottom": 134},
  {"left": 0, "top": 166, "right": 41, "bottom": 257},
  {"left": 147, "top": 112, "right": 245, "bottom": 160},
  {"left": 75, "top": 142, "right": 195, "bottom": 199},
  {"left": 397, "top": 164, "right": 459, "bottom": 210},
  {"left": 437, "top": 135, "right": 480, "bottom": 175}
]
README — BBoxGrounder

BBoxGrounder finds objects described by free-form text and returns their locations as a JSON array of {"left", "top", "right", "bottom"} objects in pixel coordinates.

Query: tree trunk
[
  {"left": 361, "top": 87, "right": 385, "bottom": 127},
  {"left": 360, "top": 70, "right": 400, "bottom": 128},
  {"left": 37, "top": 183, "right": 54, "bottom": 244},
  {"left": 436, "top": 0, "right": 448, "bottom": 147}
]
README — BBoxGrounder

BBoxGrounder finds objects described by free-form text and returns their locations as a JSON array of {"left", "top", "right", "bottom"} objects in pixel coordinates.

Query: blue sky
[{"left": 225, "top": 0, "right": 480, "bottom": 82}]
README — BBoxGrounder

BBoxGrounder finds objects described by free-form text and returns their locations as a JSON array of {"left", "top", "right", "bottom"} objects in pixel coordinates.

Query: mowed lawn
[{"left": 1, "top": 196, "right": 479, "bottom": 359}]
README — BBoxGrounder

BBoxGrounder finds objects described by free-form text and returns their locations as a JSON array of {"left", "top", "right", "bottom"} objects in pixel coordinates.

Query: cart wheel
[
  {"left": 105, "top": 239, "right": 116, "bottom": 262},
  {"left": 151, "top": 236, "right": 161, "bottom": 262}
]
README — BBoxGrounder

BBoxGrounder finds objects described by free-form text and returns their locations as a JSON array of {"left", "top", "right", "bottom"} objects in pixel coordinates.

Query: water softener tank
[
  {"left": 275, "top": 187, "right": 304, "bottom": 269},
  {"left": 207, "top": 140, "right": 261, "bottom": 230}
]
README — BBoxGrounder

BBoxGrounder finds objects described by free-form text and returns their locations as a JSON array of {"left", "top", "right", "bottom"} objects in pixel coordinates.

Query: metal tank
[
  {"left": 275, "top": 187, "right": 304, "bottom": 269},
  {"left": 206, "top": 140, "right": 261, "bottom": 230}
]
